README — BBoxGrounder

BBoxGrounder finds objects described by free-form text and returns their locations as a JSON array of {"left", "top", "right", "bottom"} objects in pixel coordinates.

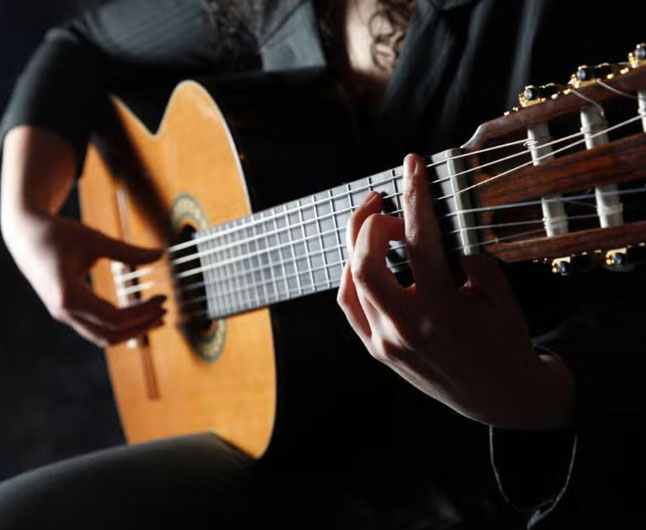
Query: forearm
[
  {"left": 1, "top": 126, "right": 76, "bottom": 218},
  {"left": 1, "top": 126, "right": 77, "bottom": 265}
]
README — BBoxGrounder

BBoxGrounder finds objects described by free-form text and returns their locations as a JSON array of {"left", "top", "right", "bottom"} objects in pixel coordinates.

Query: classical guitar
[{"left": 80, "top": 45, "right": 646, "bottom": 458}]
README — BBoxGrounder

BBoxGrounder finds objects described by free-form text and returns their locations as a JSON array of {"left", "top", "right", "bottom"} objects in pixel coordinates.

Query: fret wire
[
  {"left": 254, "top": 215, "right": 271, "bottom": 306},
  {"left": 297, "top": 198, "right": 316, "bottom": 293},
  {"left": 286, "top": 202, "right": 303, "bottom": 297},
  {"left": 274, "top": 206, "right": 292, "bottom": 300},
  {"left": 173, "top": 202, "right": 420, "bottom": 283},
  {"left": 171, "top": 115, "right": 638, "bottom": 258},
  {"left": 170, "top": 168, "right": 403, "bottom": 254},
  {"left": 208, "top": 227, "right": 222, "bottom": 315},
  {"left": 315, "top": 193, "right": 332, "bottom": 289},
  {"left": 263, "top": 209, "right": 282, "bottom": 303},
  {"left": 240, "top": 220, "right": 256, "bottom": 310},
  {"left": 329, "top": 188, "right": 346, "bottom": 282},
  {"left": 170, "top": 183, "right": 407, "bottom": 270},
  {"left": 224, "top": 225, "right": 236, "bottom": 313},
  {"left": 232, "top": 219, "right": 247, "bottom": 312},
  {"left": 189, "top": 246, "right": 411, "bottom": 319},
  {"left": 186, "top": 218, "right": 551, "bottom": 316}
]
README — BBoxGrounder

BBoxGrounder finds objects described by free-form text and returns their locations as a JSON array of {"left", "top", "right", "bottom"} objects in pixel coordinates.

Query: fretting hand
[{"left": 337, "top": 153, "right": 575, "bottom": 429}]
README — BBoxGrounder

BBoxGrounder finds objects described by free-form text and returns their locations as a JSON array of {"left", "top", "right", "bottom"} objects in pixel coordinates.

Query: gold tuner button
[
  {"left": 629, "top": 43, "right": 646, "bottom": 68},
  {"left": 518, "top": 83, "right": 562, "bottom": 108},
  {"left": 551, "top": 257, "right": 571, "bottom": 275},
  {"left": 605, "top": 248, "right": 629, "bottom": 268},
  {"left": 568, "top": 64, "right": 618, "bottom": 88}
]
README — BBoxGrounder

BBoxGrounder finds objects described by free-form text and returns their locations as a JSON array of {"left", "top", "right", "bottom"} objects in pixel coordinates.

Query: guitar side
[{"left": 78, "top": 81, "right": 276, "bottom": 458}]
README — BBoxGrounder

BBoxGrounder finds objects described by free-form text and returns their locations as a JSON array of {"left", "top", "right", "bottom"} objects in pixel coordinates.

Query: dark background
[{"left": 0, "top": 0, "right": 124, "bottom": 481}]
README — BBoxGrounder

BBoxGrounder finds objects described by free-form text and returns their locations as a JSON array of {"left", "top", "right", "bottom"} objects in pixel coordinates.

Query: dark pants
[{"left": 0, "top": 434, "right": 417, "bottom": 529}]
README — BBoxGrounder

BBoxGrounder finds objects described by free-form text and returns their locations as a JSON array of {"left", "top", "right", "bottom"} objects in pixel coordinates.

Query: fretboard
[{"left": 187, "top": 150, "right": 471, "bottom": 320}]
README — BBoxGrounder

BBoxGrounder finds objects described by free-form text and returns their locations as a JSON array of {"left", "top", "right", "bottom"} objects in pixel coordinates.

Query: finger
[
  {"left": 351, "top": 213, "right": 406, "bottom": 317},
  {"left": 69, "top": 287, "right": 166, "bottom": 331},
  {"left": 337, "top": 261, "right": 371, "bottom": 343},
  {"left": 346, "top": 191, "right": 382, "bottom": 253},
  {"left": 70, "top": 312, "right": 165, "bottom": 348},
  {"left": 401, "top": 153, "right": 455, "bottom": 299},
  {"left": 95, "top": 233, "right": 163, "bottom": 265},
  {"left": 459, "top": 255, "right": 518, "bottom": 307}
]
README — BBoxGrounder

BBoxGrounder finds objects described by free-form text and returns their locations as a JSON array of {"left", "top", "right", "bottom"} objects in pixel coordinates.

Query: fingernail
[
  {"left": 365, "top": 191, "right": 380, "bottom": 204},
  {"left": 404, "top": 154, "right": 418, "bottom": 177}
]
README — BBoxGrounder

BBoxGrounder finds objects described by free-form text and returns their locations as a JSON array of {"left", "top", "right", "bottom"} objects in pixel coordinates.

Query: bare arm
[{"left": 1, "top": 126, "right": 166, "bottom": 347}]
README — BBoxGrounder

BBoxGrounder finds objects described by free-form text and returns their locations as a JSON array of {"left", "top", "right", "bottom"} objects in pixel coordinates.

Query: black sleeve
[
  {"left": 0, "top": 0, "right": 261, "bottom": 177},
  {"left": 490, "top": 269, "right": 646, "bottom": 526}
]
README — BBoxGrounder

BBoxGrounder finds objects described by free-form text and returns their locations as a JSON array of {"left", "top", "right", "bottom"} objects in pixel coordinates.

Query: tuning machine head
[
  {"left": 603, "top": 245, "right": 646, "bottom": 271},
  {"left": 568, "top": 62, "right": 624, "bottom": 88},
  {"left": 550, "top": 253, "right": 594, "bottom": 275},
  {"left": 518, "top": 82, "right": 564, "bottom": 108},
  {"left": 629, "top": 43, "right": 646, "bottom": 68}
]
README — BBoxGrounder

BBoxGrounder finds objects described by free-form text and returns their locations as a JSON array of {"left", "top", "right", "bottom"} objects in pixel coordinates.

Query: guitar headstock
[{"left": 447, "top": 43, "right": 646, "bottom": 274}]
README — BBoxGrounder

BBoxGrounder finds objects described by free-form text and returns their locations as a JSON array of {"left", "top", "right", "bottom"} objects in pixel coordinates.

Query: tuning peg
[
  {"left": 569, "top": 63, "right": 623, "bottom": 88},
  {"left": 518, "top": 83, "right": 564, "bottom": 108},
  {"left": 604, "top": 245, "right": 646, "bottom": 271},
  {"left": 629, "top": 43, "right": 646, "bottom": 68},
  {"left": 550, "top": 253, "right": 594, "bottom": 275}
]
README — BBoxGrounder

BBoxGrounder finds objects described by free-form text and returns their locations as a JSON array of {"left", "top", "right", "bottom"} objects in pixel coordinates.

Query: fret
[
  {"left": 242, "top": 219, "right": 259, "bottom": 310},
  {"left": 189, "top": 158, "right": 437, "bottom": 320},
  {"left": 295, "top": 198, "right": 315, "bottom": 293},
  {"left": 313, "top": 191, "right": 331, "bottom": 289},
  {"left": 223, "top": 224, "right": 237, "bottom": 314},
  {"left": 274, "top": 204, "right": 294, "bottom": 299},
  {"left": 348, "top": 177, "right": 371, "bottom": 210},
  {"left": 261, "top": 209, "right": 280, "bottom": 303},
  {"left": 237, "top": 218, "right": 253, "bottom": 311},
  {"left": 329, "top": 188, "right": 345, "bottom": 286},
  {"left": 302, "top": 195, "right": 327, "bottom": 291},
  {"left": 249, "top": 213, "right": 269, "bottom": 306},
  {"left": 210, "top": 225, "right": 228, "bottom": 316},
  {"left": 285, "top": 200, "right": 303, "bottom": 296},
  {"left": 230, "top": 219, "right": 247, "bottom": 312}
]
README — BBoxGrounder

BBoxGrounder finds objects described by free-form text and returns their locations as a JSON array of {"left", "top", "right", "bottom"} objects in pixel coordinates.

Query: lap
[{"left": 0, "top": 433, "right": 259, "bottom": 529}]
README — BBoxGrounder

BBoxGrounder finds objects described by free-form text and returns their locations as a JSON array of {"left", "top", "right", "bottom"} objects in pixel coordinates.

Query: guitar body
[
  {"left": 80, "top": 80, "right": 278, "bottom": 457},
  {"left": 78, "top": 71, "right": 414, "bottom": 465}
]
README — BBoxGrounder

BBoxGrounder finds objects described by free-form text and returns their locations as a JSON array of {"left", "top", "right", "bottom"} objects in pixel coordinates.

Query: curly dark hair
[
  {"left": 206, "top": 0, "right": 415, "bottom": 71},
  {"left": 367, "top": 0, "right": 415, "bottom": 70}
]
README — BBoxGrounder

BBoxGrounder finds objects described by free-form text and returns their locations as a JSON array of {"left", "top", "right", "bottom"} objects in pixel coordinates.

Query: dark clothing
[{"left": 1, "top": 0, "right": 646, "bottom": 528}]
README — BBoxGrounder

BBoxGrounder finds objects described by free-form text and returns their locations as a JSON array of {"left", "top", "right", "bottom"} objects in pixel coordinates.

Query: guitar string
[
  {"left": 170, "top": 78, "right": 646, "bottom": 257},
  {"left": 181, "top": 82, "right": 646, "bottom": 317},
  {"left": 177, "top": 212, "right": 608, "bottom": 313},
  {"left": 435, "top": 113, "right": 643, "bottom": 202},
  {"left": 177, "top": 194, "right": 644, "bottom": 315},
  {"left": 163, "top": 135, "right": 544, "bottom": 255},
  {"left": 183, "top": 226, "right": 554, "bottom": 321},
  {"left": 117, "top": 112, "right": 641, "bottom": 284},
  {"left": 117, "top": 173, "right": 646, "bottom": 295},
  {"left": 118, "top": 186, "right": 646, "bottom": 307},
  {"left": 184, "top": 111, "right": 637, "bottom": 254}
]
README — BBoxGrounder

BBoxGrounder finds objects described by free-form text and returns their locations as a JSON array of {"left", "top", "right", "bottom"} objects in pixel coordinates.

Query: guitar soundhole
[
  {"left": 170, "top": 193, "right": 227, "bottom": 363},
  {"left": 175, "top": 224, "right": 212, "bottom": 333}
]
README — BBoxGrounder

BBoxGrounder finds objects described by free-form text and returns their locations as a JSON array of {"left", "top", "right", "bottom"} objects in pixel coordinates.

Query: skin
[
  {"left": 338, "top": 154, "right": 575, "bottom": 429},
  {"left": 0, "top": 0, "right": 574, "bottom": 429}
]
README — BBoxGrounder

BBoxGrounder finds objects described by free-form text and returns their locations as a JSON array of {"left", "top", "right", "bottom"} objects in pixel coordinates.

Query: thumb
[
  {"left": 459, "top": 255, "right": 516, "bottom": 307},
  {"left": 97, "top": 234, "right": 163, "bottom": 265}
]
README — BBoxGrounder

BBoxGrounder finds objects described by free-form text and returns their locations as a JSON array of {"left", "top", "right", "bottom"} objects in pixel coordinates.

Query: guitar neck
[{"left": 190, "top": 162, "right": 443, "bottom": 319}]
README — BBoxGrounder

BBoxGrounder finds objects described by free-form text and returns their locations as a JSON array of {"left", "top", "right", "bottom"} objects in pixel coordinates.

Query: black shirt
[{"left": 2, "top": 1, "right": 646, "bottom": 527}]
